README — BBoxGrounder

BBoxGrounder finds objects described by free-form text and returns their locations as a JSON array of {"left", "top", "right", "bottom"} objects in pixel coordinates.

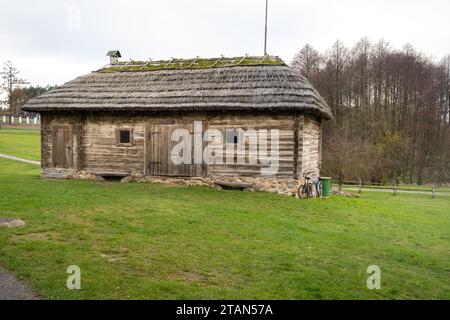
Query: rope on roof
[
  {"left": 187, "top": 56, "right": 200, "bottom": 69},
  {"left": 164, "top": 58, "right": 175, "bottom": 69},
  {"left": 140, "top": 59, "right": 153, "bottom": 70},
  {"left": 237, "top": 55, "right": 248, "bottom": 66},
  {"left": 259, "top": 55, "right": 269, "bottom": 64},
  {"left": 210, "top": 55, "right": 224, "bottom": 68},
  {"left": 119, "top": 60, "right": 133, "bottom": 70}
]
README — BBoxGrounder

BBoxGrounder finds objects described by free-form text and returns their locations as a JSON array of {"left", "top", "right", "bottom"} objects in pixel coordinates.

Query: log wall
[
  {"left": 300, "top": 115, "right": 322, "bottom": 177},
  {"left": 41, "top": 112, "right": 322, "bottom": 179}
]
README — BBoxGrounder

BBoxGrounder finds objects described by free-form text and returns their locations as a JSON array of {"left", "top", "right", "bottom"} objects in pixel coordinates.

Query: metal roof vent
[{"left": 107, "top": 50, "right": 122, "bottom": 65}]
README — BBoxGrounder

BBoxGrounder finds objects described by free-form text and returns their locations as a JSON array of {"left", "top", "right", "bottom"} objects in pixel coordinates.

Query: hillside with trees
[{"left": 292, "top": 38, "right": 450, "bottom": 185}]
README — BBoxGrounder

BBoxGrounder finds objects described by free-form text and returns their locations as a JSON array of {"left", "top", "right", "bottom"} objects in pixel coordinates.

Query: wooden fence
[
  {"left": 333, "top": 180, "right": 448, "bottom": 199},
  {"left": 1, "top": 115, "right": 40, "bottom": 126}
]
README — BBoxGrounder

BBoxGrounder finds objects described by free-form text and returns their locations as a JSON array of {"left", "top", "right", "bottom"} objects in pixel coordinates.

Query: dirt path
[
  {"left": 0, "top": 265, "right": 39, "bottom": 300},
  {"left": 0, "top": 154, "right": 40, "bottom": 166}
]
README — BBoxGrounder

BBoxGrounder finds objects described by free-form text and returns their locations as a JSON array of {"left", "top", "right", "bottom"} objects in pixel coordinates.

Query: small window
[
  {"left": 118, "top": 129, "right": 132, "bottom": 144},
  {"left": 226, "top": 129, "right": 239, "bottom": 144}
]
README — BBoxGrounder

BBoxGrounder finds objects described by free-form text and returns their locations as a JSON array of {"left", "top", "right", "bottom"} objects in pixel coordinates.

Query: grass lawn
[
  {"left": 0, "top": 128, "right": 40, "bottom": 161},
  {"left": 0, "top": 158, "right": 449, "bottom": 299}
]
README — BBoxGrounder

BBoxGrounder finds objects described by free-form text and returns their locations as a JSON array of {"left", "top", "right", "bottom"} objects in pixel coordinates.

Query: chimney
[{"left": 106, "top": 50, "right": 122, "bottom": 65}]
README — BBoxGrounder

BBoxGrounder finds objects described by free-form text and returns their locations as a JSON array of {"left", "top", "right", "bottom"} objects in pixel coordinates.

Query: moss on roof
[{"left": 98, "top": 55, "right": 286, "bottom": 73}]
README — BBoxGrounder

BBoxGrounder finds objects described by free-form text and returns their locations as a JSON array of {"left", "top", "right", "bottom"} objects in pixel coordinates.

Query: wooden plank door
[
  {"left": 51, "top": 126, "right": 73, "bottom": 168},
  {"left": 146, "top": 123, "right": 203, "bottom": 177},
  {"left": 147, "top": 123, "right": 163, "bottom": 175}
]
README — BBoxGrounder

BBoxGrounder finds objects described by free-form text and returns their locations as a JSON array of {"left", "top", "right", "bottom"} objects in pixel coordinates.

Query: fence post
[
  {"left": 11, "top": 116, "right": 14, "bottom": 124},
  {"left": 19, "top": 116, "right": 22, "bottom": 124},
  {"left": 432, "top": 185, "right": 436, "bottom": 199},
  {"left": 34, "top": 117, "right": 37, "bottom": 125},
  {"left": 2, "top": 115, "right": 5, "bottom": 123},
  {"left": 26, "top": 117, "right": 30, "bottom": 124},
  {"left": 393, "top": 179, "right": 398, "bottom": 196}
]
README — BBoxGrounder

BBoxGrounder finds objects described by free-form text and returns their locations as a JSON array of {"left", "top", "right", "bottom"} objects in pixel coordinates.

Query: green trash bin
[{"left": 321, "top": 177, "right": 332, "bottom": 197}]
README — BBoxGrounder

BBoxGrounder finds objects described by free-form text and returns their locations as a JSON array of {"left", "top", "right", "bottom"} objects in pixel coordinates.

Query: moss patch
[{"left": 99, "top": 56, "right": 286, "bottom": 73}]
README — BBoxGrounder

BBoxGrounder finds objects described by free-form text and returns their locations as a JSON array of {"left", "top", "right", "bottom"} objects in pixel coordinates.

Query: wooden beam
[
  {"left": 293, "top": 113, "right": 299, "bottom": 179},
  {"left": 40, "top": 114, "right": 47, "bottom": 168},
  {"left": 76, "top": 113, "right": 85, "bottom": 171},
  {"left": 139, "top": 59, "right": 152, "bottom": 70},
  {"left": 188, "top": 57, "right": 200, "bottom": 69},
  {"left": 297, "top": 115, "right": 304, "bottom": 178},
  {"left": 210, "top": 55, "right": 224, "bottom": 68}
]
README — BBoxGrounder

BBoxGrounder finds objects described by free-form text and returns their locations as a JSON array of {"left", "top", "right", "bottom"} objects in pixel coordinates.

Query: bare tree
[
  {"left": 291, "top": 44, "right": 323, "bottom": 81},
  {"left": 325, "top": 40, "right": 349, "bottom": 121},
  {"left": 1, "top": 61, "right": 28, "bottom": 114},
  {"left": 293, "top": 38, "right": 450, "bottom": 184}
]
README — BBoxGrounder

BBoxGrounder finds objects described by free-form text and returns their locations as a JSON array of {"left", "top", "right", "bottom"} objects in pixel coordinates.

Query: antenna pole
[{"left": 264, "top": 0, "right": 268, "bottom": 56}]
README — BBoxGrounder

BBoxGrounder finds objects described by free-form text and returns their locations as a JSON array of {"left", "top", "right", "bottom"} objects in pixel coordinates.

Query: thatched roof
[{"left": 22, "top": 56, "right": 332, "bottom": 119}]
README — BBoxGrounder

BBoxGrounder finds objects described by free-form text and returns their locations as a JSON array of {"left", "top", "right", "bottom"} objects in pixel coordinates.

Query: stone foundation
[
  {"left": 136, "top": 174, "right": 303, "bottom": 196},
  {"left": 42, "top": 168, "right": 96, "bottom": 180},
  {"left": 42, "top": 168, "right": 303, "bottom": 196}
]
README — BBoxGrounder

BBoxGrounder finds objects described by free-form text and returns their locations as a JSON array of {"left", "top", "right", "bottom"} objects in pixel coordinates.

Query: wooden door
[
  {"left": 146, "top": 123, "right": 203, "bottom": 177},
  {"left": 51, "top": 126, "right": 73, "bottom": 168}
]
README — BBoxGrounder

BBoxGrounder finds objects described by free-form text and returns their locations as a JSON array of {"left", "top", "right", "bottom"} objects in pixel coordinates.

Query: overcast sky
[{"left": 1, "top": 0, "right": 449, "bottom": 86}]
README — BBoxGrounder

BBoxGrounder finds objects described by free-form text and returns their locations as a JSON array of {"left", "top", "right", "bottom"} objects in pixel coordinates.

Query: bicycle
[{"left": 298, "top": 173, "right": 323, "bottom": 199}]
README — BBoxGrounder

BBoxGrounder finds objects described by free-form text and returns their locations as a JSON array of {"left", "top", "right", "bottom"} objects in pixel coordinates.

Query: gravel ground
[{"left": 0, "top": 265, "right": 39, "bottom": 300}]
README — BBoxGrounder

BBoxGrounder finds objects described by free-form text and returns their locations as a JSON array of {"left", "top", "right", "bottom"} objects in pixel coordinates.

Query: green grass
[
  {"left": 0, "top": 128, "right": 40, "bottom": 161},
  {"left": 0, "top": 158, "right": 449, "bottom": 299}
]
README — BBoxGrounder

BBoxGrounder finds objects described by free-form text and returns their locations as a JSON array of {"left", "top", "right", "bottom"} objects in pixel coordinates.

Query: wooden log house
[{"left": 22, "top": 54, "right": 332, "bottom": 194}]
